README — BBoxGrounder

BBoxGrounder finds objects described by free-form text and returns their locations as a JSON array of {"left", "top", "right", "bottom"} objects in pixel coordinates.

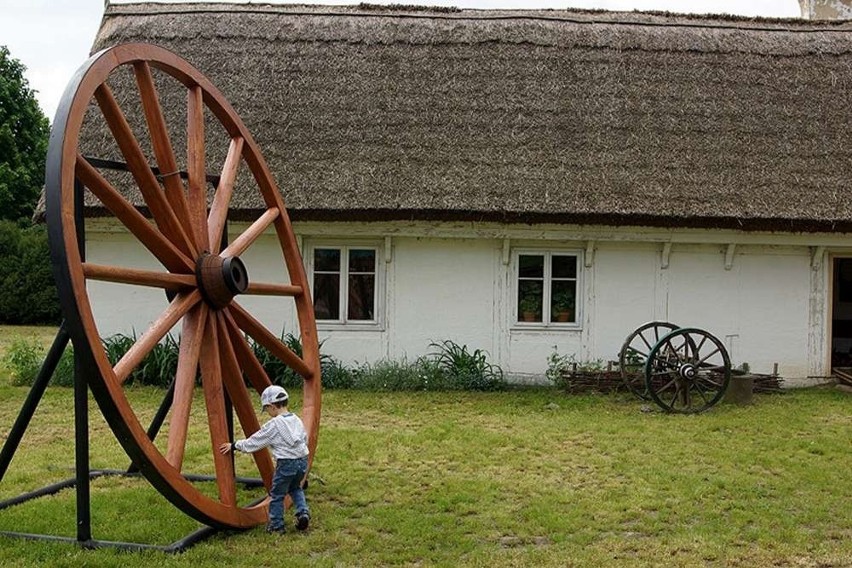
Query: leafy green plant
[
  {"left": 552, "top": 288, "right": 574, "bottom": 313},
  {"left": 1, "top": 335, "right": 74, "bottom": 387},
  {"left": 102, "top": 333, "right": 179, "bottom": 388},
  {"left": 0, "top": 222, "right": 61, "bottom": 325},
  {"left": 426, "top": 340, "right": 506, "bottom": 391},
  {"left": 248, "top": 331, "right": 351, "bottom": 390},
  {"left": 50, "top": 345, "right": 75, "bottom": 387},
  {"left": 2, "top": 335, "right": 43, "bottom": 386},
  {"left": 546, "top": 346, "right": 574, "bottom": 388}
]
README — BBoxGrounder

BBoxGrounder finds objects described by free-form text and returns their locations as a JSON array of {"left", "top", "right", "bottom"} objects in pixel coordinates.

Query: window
[
  {"left": 311, "top": 246, "right": 378, "bottom": 324},
  {"left": 515, "top": 251, "right": 579, "bottom": 326}
]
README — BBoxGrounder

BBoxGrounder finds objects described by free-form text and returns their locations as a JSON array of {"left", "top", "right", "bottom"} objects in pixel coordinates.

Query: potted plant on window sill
[
  {"left": 519, "top": 294, "right": 541, "bottom": 322},
  {"left": 552, "top": 290, "right": 574, "bottom": 323}
]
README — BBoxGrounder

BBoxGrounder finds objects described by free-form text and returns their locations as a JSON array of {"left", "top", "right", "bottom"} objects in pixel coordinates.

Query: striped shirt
[{"left": 233, "top": 412, "right": 309, "bottom": 460}]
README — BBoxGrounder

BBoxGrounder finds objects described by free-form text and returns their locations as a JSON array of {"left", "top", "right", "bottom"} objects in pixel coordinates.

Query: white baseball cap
[{"left": 260, "top": 385, "right": 289, "bottom": 409}]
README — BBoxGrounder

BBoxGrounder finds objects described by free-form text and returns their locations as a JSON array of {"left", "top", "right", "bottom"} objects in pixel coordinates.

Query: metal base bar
[
  {"left": 0, "top": 525, "right": 222, "bottom": 553},
  {"left": 0, "top": 469, "right": 264, "bottom": 553}
]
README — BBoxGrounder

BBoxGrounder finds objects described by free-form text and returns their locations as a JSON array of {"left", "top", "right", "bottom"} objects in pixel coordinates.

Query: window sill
[
  {"left": 317, "top": 321, "right": 385, "bottom": 332},
  {"left": 511, "top": 322, "right": 582, "bottom": 332}
]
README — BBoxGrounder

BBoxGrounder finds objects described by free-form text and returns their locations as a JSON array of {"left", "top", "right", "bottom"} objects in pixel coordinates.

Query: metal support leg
[
  {"left": 74, "top": 346, "right": 92, "bottom": 544},
  {"left": 0, "top": 324, "right": 71, "bottom": 482}
]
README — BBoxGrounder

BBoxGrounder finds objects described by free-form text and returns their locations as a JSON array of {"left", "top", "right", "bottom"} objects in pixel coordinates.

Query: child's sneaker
[
  {"left": 295, "top": 513, "right": 310, "bottom": 531},
  {"left": 266, "top": 525, "right": 285, "bottom": 535}
]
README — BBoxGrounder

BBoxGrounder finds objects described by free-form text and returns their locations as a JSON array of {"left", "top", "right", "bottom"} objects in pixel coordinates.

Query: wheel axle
[{"left": 196, "top": 253, "right": 248, "bottom": 309}]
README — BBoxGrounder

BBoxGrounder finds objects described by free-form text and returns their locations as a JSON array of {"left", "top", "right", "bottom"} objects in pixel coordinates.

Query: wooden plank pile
[
  {"left": 833, "top": 367, "right": 852, "bottom": 387},
  {"left": 557, "top": 366, "right": 785, "bottom": 394},
  {"left": 558, "top": 369, "right": 626, "bottom": 393}
]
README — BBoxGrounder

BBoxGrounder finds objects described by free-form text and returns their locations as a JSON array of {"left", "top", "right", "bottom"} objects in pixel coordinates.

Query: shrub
[
  {"left": 2, "top": 336, "right": 43, "bottom": 386},
  {"left": 546, "top": 347, "right": 575, "bottom": 390},
  {"left": 319, "top": 357, "right": 356, "bottom": 389},
  {"left": 102, "top": 333, "right": 178, "bottom": 388},
  {"left": 250, "top": 332, "right": 307, "bottom": 389},
  {"left": 349, "top": 358, "right": 422, "bottom": 391},
  {"left": 425, "top": 340, "right": 506, "bottom": 391},
  {"left": 0, "top": 222, "right": 61, "bottom": 325},
  {"left": 52, "top": 346, "right": 75, "bottom": 387},
  {"left": 1, "top": 335, "right": 74, "bottom": 387}
]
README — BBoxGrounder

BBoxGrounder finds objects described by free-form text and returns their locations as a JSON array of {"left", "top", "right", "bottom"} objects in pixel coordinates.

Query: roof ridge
[{"left": 104, "top": 2, "right": 852, "bottom": 34}]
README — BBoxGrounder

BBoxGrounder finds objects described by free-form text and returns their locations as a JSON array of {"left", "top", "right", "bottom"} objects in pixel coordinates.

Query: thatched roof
[{"left": 78, "top": 2, "right": 852, "bottom": 231}]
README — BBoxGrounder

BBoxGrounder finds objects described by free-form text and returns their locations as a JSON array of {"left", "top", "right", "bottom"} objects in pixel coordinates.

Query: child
[{"left": 219, "top": 385, "right": 310, "bottom": 533}]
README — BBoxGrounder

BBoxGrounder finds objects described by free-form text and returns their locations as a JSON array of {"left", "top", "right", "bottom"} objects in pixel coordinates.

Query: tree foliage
[
  {"left": 0, "top": 45, "right": 49, "bottom": 222},
  {"left": 0, "top": 220, "right": 61, "bottom": 324}
]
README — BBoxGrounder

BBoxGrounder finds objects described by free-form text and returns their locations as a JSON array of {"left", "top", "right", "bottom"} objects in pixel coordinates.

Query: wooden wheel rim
[
  {"left": 619, "top": 321, "right": 679, "bottom": 401},
  {"left": 45, "top": 43, "right": 321, "bottom": 529}
]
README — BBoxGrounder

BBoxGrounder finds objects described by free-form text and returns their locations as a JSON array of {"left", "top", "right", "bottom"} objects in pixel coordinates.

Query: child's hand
[{"left": 219, "top": 442, "right": 233, "bottom": 455}]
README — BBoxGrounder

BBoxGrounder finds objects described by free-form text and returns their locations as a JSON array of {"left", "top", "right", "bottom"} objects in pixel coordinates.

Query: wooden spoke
[
  {"left": 220, "top": 208, "right": 279, "bottom": 258},
  {"left": 76, "top": 155, "right": 194, "bottom": 273},
  {"left": 133, "top": 61, "right": 197, "bottom": 251},
  {"left": 215, "top": 312, "right": 275, "bottom": 484},
  {"left": 668, "top": 386, "right": 682, "bottom": 409},
  {"left": 208, "top": 137, "right": 244, "bottom": 254},
  {"left": 244, "top": 282, "right": 303, "bottom": 297},
  {"left": 165, "top": 304, "right": 208, "bottom": 470},
  {"left": 198, "top": 316, "right": 237, "bottom": 506},
  {"left": 114, "top": 290, "right": 201, "bottom": 384},
  {"left": 187, "top": 85, "right": 210, "bottom": 252},
  {"left": 698, "top": 347, "right": 722, "bottom": 367},
  {"left": 691, "top": 381, "right": 712, "bottom": 404},
  {"left": 221, "top": 309, "right": 274, "bottom": 394},
  {"left": 83, "top": 262, "right": 196, "bottom": 290},
  {"left": 94, "top": 83, "right": 197, "bottom": 258},
  {"left": 229, "top": 302, "right": 313, "bottom": 379}
]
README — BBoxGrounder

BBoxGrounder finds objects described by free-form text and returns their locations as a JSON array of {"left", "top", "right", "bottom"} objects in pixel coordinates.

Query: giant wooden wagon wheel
[{"left": 45, "top": 43, "right": 321, "bottom": 529}]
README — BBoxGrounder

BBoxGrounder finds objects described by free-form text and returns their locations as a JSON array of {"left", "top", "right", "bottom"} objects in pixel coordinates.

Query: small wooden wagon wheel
[
  {"left": 644, "top": 328, "right": 731, "bottom": 413},
  {"left": 619, "top": 321, "right": 679, "bottom": 400},
  {"left": 45, "top": 44, "right": 321, "bottom": 529}
]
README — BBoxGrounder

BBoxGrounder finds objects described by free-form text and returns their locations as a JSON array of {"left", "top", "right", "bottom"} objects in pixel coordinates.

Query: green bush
[
  {"left": 250, "top": 332, "right": 307, "bottom": 389},
  {"left": 52, "top": 346, "right": 75, "bottom": 387},
  {"left": 319, "top": 357, "right": 356, "bottom": 389},
  {"left": 426, "top": 340, "right": 506, "bottom": 391},
  {"left": 350, "top": 358, "right": 426, "bottom": 391},
  {"left": 102, "top": 333, "right": 179, "bottom": 388},
  {"left": 1, "top": 335, "right": 74, "bottom": 387},
  {"left": 546, "top": 347, "right": 575, "bottom": 390},
  {"left": 5, "top": 333, "right": 509, "bottom": 393},
  {"left": 0, "top": 221, "right": 61, "bottom": 325},
  {"left": 2, "top": 336, "right": 43, "bottom": 386}
]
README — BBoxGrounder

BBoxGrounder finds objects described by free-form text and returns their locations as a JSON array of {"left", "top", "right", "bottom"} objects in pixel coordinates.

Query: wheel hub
[
  {"left": 678, "top": 363, "right": 697, "bottom": 380},
  {"left": 196, "top": 252, "right": 249, "bottom": 309}
]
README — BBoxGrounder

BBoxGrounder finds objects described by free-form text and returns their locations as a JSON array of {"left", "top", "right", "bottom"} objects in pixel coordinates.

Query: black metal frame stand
[
  {"left": 0, "top": 321, "right": 263, "bottom": 552},
  {"left": 0, "top": 179, "right": 259, "bottom": 553}
]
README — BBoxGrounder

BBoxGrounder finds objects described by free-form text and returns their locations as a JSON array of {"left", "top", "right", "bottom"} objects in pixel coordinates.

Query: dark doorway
[{"left": 831, "top": 258, "right": 852, "bottom": 370}]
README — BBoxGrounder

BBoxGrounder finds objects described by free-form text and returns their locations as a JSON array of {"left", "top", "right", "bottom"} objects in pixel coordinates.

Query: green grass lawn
[{"left": 0, "top": 329, "right": 849, "bottom": 566}]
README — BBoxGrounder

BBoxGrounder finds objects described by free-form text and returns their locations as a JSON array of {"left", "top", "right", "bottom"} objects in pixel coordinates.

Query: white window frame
[
  {"left": 512, "top": 249, "right": 583, "bottom": 329},
  {"left": 306, "top": 241, "right": 384, "bottom": 330}
]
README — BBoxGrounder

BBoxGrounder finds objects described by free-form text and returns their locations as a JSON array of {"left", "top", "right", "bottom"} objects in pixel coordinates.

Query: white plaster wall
[
  {"left": 84, "top": 221, "right": 830, "bottom": 383},
  {"left": 505, "top": 242, "right": 813, "bottom": 379},
  {"left": 389, "top": 237, "right": 498, "bottom": 361}
]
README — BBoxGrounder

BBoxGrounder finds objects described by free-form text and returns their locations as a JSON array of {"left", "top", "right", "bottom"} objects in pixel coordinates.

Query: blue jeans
[{"left": 268, "top": 456, "right": 309, "bottom": 530}]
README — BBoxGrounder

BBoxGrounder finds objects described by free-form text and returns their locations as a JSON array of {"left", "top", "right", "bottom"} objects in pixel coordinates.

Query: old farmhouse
[{"left": 74, "top": 2, "right": 852, "bottom": 384}]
